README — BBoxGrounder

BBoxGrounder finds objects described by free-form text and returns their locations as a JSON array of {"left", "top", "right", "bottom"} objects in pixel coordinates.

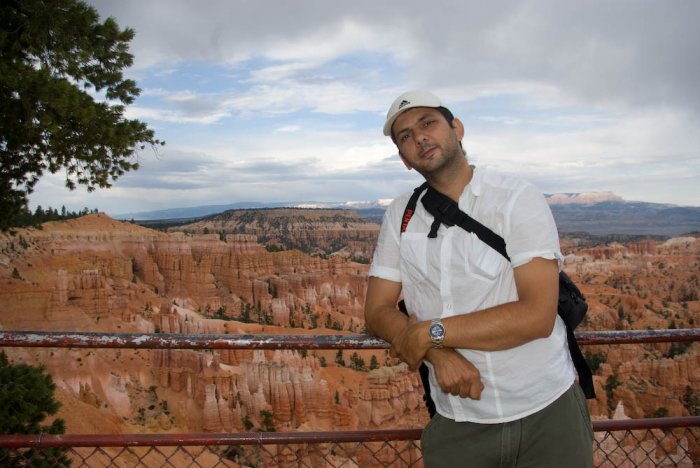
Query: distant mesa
[
  {"left": 114, "top": 191, "right": 634, "bottom": 221},
  {"left": 115, "top": 190, "right": 700, "bottom": 237},
  {"left": 546, "top": 191, "right": 624, "bottom": 205},
  {"left": 169, "top": 208, "right": 379, "bottom": 259},
  {"left": 545, "top": 192, "right": 700, "bottom": 236},
  {"left": 114, "top": 200, "right": 390, "bottom": 222}
]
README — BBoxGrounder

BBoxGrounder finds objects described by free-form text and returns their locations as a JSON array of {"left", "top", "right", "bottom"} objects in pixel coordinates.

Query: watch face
[{"left": 429, "top": 322, "right": 445, "bottom": 338}]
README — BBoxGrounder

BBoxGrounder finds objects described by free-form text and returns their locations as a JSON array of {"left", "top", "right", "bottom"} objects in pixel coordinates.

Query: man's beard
[{"left": 415, "top": 139, "right": 465, "bottom": 179}]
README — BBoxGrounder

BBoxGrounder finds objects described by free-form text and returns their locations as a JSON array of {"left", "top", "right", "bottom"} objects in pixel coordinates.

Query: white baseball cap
[{"left": 383, "top": 90, "right": 443, "bottom": 136}]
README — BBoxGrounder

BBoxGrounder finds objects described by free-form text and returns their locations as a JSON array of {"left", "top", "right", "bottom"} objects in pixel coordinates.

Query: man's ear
[
  {"left": 399, "top": 152, "right": 413, "bottom": 170},
  {"left": 453, "top": 118, "right": 465, "bottom": 141}
]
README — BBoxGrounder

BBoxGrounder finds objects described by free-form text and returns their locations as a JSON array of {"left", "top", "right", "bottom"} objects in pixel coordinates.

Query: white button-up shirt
[{"left": 369, "top": 167, "right": 575, "bottom": 423}]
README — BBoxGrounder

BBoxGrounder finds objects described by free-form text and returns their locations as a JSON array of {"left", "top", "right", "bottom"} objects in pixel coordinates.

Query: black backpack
[{"left": 398, "top": 182, "right": 595, "bottom": 417}]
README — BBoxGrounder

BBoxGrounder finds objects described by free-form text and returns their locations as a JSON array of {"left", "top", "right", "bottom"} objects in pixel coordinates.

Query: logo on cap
[{"left": 398, "top": 100, "right": 410, "bottom": 110}]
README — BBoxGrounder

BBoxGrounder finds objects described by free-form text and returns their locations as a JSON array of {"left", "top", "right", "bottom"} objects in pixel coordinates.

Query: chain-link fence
[
  {"left": 594, "top": 419, "right": 699, "bottom": 467},
  {"left": 1, "top": 420, "right": 698, "bottom": 467},
  {"left": 1, "top": 441, "right": 420, "bottom": 467}
]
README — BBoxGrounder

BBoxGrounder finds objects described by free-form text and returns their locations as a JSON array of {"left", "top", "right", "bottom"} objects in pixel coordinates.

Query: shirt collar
[
  {"left": 456, "top": 165, "right": 480, "bottom": 213},
  {"left": 465, "top": 165, "right": 481, "bottom": 197}
]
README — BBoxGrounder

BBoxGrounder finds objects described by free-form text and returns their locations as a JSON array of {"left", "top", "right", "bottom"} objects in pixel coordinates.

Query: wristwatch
[{"left": 428, "top": 319, "right": 446, "bottom": 348}]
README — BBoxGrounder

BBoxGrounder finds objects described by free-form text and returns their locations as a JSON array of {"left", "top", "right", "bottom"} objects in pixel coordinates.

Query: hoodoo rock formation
[
  {"left": 357, "top": 364, "right": 425, "bottom": 427},
  {"left": 0, "top": 213, "right": 424, "bottom": 436},
  {"left": 562, "top": 235, "right": 699, "bottom": 423}
]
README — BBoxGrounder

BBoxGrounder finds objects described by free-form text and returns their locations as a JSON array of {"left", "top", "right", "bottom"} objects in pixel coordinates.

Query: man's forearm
[
  {"left": 406, "top": 258, "right": 560, "bottom": 354},
  {"left": 366, "top": 306, "right": 409, "bottom": 344},
  {"left": 364, "top": 276, "right": 406, "bottom": 343},
  {"left": 441, "top": 300, "right": 554, "bottom": 350},
  {"left": 442, "top": 258, "right": 559, "bottom": 351}
]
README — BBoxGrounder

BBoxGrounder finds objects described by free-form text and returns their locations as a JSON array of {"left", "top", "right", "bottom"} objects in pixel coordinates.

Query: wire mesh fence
[
  {"left": 1, "top": 420, "right": 698, "bottom": 467},
  {"left": 0, "top": 431, "right": 423, "bottom": 468},
  {"left": 595, "top": 423, "right": 699, "bottom": 467}
]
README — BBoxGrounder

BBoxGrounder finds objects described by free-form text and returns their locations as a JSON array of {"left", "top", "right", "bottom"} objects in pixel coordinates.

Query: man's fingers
[
  {"left": 440, "top": 376, "right": 465, "bottom": 396},
  {"left": 446, "top": 381, "right": 483, "bottom": 400},
  {"left": 438, "top": 371, "right": 483, "bottom": 399},
  {"left": 470, "top": 381, "right": 485, "bottom": 400},
  {"left": 428, "top": 348, "right": 485, "bottom": 400}
]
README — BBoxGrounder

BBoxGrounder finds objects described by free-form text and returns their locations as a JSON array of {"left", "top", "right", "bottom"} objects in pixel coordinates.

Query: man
[{"left": 364, "top": 91, "right": 593, "bottom": 467}]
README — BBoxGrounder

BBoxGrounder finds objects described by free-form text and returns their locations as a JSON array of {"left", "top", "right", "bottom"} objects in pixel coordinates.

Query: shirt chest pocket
[
  {"left": 461, "top": 235, "right": 507, "bottom": 281},
  {"left": 399, "top": 232, "right": 429, "bottom": 285}
]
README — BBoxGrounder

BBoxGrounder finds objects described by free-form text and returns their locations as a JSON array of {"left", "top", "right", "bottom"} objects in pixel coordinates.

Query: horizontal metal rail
[
  {"left": 592, "top": 416, "right": 700, "bottom": 432},
  {"left": 1, "top": 328, "right": 698, "bottom": 349},
  {"left": 0, "top": 429, "right": 422, "bottom": 449},
  {"left": 0, "top": 331, "right": 388, "bottom": 349},
  {"left": 1, "top": 417, "right": 698, "bottom": 449},
  {"left": 575, "top": 328, "right": 700, "bottom": 345}
]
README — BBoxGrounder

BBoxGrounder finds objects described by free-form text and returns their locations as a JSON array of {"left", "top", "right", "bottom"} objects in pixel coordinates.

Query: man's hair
[
  {"left": 436, "top": 106, "right": 455, "bottom": 127},
  {"left": 391, "top": 106, "right": 455, "bottom": 143}
]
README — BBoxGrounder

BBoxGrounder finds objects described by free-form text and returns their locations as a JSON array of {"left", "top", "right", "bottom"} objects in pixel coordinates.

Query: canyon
[{"left": 0, "top": 212, "right": 698, "bottom": 463}]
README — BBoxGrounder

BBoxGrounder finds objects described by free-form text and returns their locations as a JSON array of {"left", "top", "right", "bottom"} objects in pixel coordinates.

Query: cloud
[
  {"left": 91, "top": 1, "right": 700, "bottom": 117},
  {"left": 390, "top": 1, "right": 700, "bottom": 115},
  {"left": 275, "top": 125, "right": 301, "bottom": 133},
  {"left": 90, "top": 1, "right": 412, "bottom": 64},
  {"left": 126, "top": 104, "right": 230, "bottom": 124},
  {"left": 467, "top": 106, "right": 700, "bottom": 200},
  {"left": 36, "top": 1, "right": 696, "bottom": 215}
]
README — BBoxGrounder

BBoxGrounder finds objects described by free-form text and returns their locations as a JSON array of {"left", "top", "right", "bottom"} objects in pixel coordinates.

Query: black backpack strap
[
  {"left": 401, "top": 182, "right": 429, "bottom": 234},
  {"left": 399, "top": 182, "right": 436, "bottom": 416},
  {"left": 398, "top": 299, "right": 436, "bottom": 417},
  {"left": 567, "top": 326, "right": 596, "bottom": 398},
  {"left": 421, "top": 185, "right": 510, "bottom": 260}
]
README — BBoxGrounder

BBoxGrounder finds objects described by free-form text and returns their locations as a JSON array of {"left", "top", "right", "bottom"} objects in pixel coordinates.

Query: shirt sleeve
[
  {"left": 367, "top": 197, "right": 406, "bottom": 283},
  {"left": 505, "top": 183, "right": 563, "bottom": 269}
]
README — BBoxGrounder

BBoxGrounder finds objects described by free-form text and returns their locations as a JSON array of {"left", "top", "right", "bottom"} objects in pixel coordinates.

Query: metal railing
[
  {"left": 1, "top": 328, "right": 699, "bottom": 467},
  {"left": 2, "top": 327, "right": 699, "bottom": 349}
]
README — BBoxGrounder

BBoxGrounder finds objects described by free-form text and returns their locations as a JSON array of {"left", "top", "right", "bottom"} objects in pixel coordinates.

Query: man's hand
[
  {"left": 392, "top": 317, "right": 485, "bottom": 399},
  {"left": 390, "top": 315, "right": 431, "bottom": 370},
  {"left": 425, "top": 348, "right": 484, "bottom": 399}
]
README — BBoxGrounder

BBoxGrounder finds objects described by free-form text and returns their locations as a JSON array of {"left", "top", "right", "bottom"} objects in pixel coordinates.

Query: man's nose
[{"left": 412, "top": 130, "right": 428, "bottom": 145}]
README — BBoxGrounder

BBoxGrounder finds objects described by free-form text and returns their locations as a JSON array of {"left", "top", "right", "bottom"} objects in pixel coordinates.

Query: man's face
[{"left": 392, "top": 107, "right": 464, "bottom": 177}]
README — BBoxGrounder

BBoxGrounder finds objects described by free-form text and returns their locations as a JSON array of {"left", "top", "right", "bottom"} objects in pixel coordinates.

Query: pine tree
[
  {"left": 1, "top": 0, "right": 164, "bottom": 230},
  {"left": 0, "top": 352, "right": 69, "bottom": 466},
  {"left": 259, "top": 410, "right": 276, "bottom": 432}
]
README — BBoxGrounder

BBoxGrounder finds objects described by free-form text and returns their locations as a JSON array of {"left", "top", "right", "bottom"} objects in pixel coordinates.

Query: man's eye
[
  {"left": 423, "top": 120, "right": 434, "bottom": 128},
  {"left": 399, "top": 133, "right": 410, "bottom": 143}
]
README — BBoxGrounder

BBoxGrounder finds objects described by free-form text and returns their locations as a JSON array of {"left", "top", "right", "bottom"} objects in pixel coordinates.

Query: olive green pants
[{"left": 421, "top": 384, "right": 593, "bottom": 468}]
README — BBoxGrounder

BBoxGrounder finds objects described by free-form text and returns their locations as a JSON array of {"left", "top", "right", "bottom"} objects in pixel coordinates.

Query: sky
[{"left": 29, "top": 0, "right": 700, "bottom": 216}]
